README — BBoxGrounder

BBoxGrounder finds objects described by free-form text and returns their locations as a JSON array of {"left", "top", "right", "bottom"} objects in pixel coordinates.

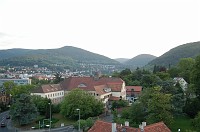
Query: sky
[{"left": 0, "top": 0, "right": 199, "bottom": 59}]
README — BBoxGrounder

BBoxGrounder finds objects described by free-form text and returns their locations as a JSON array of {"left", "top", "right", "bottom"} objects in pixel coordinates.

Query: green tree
[
  {"left": 10, "top": 94, "right": 38, "bottom": 125},
  {"left": 60, "top": 89, "right": 104, "bottom": 119},
  {"left": 192, "top": 111, "right": 200, "bottom": 130},
  {"left": 2, "top": 81, "right": 16, "bottom": 95},
  {"left": 31, "top": 95, "right": 50, "bottom": 116},
  {"left": 53, "top": 72, "right": 64, "bottom": 84},
  {"left": 190, "top": 55, "right": 200, "bottom": 98},
  {"left": 146, "top": 87, "right": 173, "bottom": 126},
  {"left": 129, "top": 102, "right": 147, "bottom": 125},
  {"left": 178, "top": 58, "right": 195, "bottom": 83},
  {"left": 10, "top": 84, "right": 35, "bottom": 98}
]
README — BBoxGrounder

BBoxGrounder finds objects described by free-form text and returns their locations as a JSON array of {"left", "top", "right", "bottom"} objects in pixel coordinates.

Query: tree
[
  {"left": 10, "top": 84, "right": 35, "bottom": 99},
  {"left": 192, "top": 111, "right": 200, "bottom": 130},
  {"left": 129, "top": 102, "right": 147, "bottom": 125},
  {"left": 190, "top": 55, "right": 200, "bottom": 98},
  {"left": 60, "top": 89, "right": 104, "bottom": 119},
  {"left": 31, "top": 95, "right": 50, "bottom": 117},
  {"left": 10, "top": 94, "right": 38, "bottom": 125},
  {"left": 178, "top": 58, "right": 195, "bottom": 83},
  {"left": 53, "top": 72, "right": 63, "bottom": 84},
  {"left": 146, "top": 87, "right": 173, "bottom": 126}
]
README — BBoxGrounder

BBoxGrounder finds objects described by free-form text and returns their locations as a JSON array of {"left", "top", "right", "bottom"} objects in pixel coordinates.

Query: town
[{"left": 0, "top": 54, "right": 200, "bottom": 132}]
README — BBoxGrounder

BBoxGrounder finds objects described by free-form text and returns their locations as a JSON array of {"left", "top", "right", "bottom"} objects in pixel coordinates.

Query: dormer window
[{"left": 78, "top": 83, "right": 87, "bottom": 88}]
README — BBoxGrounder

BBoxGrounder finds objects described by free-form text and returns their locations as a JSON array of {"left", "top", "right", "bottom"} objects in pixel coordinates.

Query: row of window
[{"left": 46, "top": 92, "right": 64, "bottom": 98}]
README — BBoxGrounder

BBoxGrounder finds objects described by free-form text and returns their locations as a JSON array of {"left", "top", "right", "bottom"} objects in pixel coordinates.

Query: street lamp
[
  {"left": 76, "top": 108, "right": 80, "bottom": 132},
  {"left": 48, "top": 103, "right": 51, "bottom": 131}
]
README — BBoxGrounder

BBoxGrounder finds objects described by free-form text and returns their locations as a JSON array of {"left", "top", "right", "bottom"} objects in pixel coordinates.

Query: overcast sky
[{"left": 0, "top": 0, "right": 199, "bottom": 59}]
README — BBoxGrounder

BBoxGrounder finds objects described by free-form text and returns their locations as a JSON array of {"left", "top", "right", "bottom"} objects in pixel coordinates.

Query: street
[{"left": 0, "top": 111, "right": 15, "bottom": 132}]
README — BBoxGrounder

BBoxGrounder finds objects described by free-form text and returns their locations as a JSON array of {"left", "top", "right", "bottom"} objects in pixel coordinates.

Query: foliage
[
  {"left": 10, "top": 84, "right": 35, "bottom": 98},
  {"left": 74, "top": 117, "right": 95, "bottom": 131},
  {"left": 146, "top": 87, "right": 173, "bottom": 126},
  {"left": 129, "top": 102, "right": 147, "bottom": 124},
  {"left": 111, "top": 100, "right": 129, "bottom": 110},
  {"left": 53, "top": 72, "right": 64, "bottom": 84},
  {"left": 31, "top": 95, "right": 51, "bottom": 117},
  {"left": 10, "top": 94, "right": 38, "bottom": 125},
  {"left": 2, "top": 81, "right": 16, "bottom": 95},
  {"left": 190, "top": 55, "right": 200, "bottom": 98},
  {"left": 183, "top": 98, "right": 200, "bottom": 118},
  {"left": 171, "top": 116, "right": 197, "bottom": 132},
  {"left": 31, "top": 77, "right": 52, "bottom": 85},
  {"left": 167, "top": 67, "right": 180, "bottom": 78},
  {"left": 60, "top": 89, "right": 104, "bottom": 119},
  {"left": 148, "top": 41, "right": 200, "bottom": 67},
  {"left": 178, "top": 58, "right": 195, "bottom": 83},
  {"left": 192, "top": 112, "right": 200, "bottom": 130},
  {"left": 0, "top": 46, "right": 120, "bottom": 69}
]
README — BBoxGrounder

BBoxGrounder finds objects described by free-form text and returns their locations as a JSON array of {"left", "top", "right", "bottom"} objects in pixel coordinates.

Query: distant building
[
  {"left": 0, "top": 78, "right": 31, "bottom": 86},
  {"left": 31, "top": 84, "right": 64, "bottom": 104},
  {"left": 173, "top": 77, "right": 188, "bottom": 91},
  {"left": 60, "top": 76, "right": 126, "bottom": 108},
  {"left": 126, "top": 86, "right": 142, "bottom": 103}
]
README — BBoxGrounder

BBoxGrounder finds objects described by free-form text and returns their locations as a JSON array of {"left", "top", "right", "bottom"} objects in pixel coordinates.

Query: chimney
[
  {"left": 142, "top": 122, "right": 146, "bottom": 127},
  {"left": 139, "top": 124, "right": 144, "bottom": 132},
  {"left": 125, "top": 121, "right": 129, "bottom": 127},
  {"left": 112, "top": 123, "right": 116, "bottom": 132}
]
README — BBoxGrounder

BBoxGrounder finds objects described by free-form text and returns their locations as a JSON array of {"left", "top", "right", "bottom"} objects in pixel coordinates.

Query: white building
[
  {"left": 173, "top": 77, "right": 188, "bottom": 91},
  {"left": 31, "top": 84, "right": 64, "bottom": 104}
]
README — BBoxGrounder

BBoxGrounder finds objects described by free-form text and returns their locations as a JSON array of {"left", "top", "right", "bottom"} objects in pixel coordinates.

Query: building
[
  {"left": 126, "top": 86, "right": 142, "bottom": 103},
  {"left": 0, "top": 78, "right": 31, "bottom": 86},
  {"left": 173, "top": 77, "right": 188, "bottom": 91},
  {"left": 88, "top": 120, "right": 171, "bottom": 132},
  {"left": 31, "top": 84, "right": 64, "bottom": 104},
  {"left": 60, "top": 76, "right": 126, "bottom": 107}
]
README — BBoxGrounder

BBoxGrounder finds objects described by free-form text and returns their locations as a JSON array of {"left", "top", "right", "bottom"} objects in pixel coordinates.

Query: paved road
[
  {"left": 0, "top": 111, "right": 15, "bottom": 132},
  {"left": 21, "top": 125, "right": 78, "bottom": 132}
]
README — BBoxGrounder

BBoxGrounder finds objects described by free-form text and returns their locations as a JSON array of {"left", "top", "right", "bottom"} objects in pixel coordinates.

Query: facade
[
  {"left": 0, "top": 78, "right": 31, "bottom": 86},
  {"left": 173, "top": 77, "right": 188, "bottom": 91},
  {"left": 31, "top": 84, "right": 64, "bottom": 104},
  {"left": 126, "top": 86, "right": 142, "bottom": 103}
]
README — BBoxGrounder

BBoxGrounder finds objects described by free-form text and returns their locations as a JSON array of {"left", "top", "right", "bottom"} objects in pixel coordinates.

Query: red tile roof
[
  {"left": 126, "top": 86, "right": 142, "bottom": 92},
  {"left": 88, "top": 120, "right": 171, "bottom": 132},
  {"left": 88, "top": 120, "right": 138, "bottom": 132},
  {"left": 144, "top": 121, "right": 171, "bottom": 132},
  {"left": 33, "top": 84, "right": 63, "bottom": 93},
  {"left": 60, "top": 77, "right": 124, "bottom": 92},
  {"left": 94, "top": 85, "right": 111, "bottom": 96}
]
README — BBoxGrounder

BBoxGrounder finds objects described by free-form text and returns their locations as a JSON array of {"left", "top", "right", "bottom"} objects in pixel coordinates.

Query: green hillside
[
  {"left": 148, "top": 41, "right": 200, "bottom": 67},
  {"left": 0, "top": 46, "right": 120, "bottom": 68},
  {"left": 124, "top": 54, "right": 156, "bottom": 68}
]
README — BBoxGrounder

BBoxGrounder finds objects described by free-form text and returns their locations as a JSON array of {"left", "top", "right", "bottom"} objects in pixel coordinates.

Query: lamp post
[
  {"left": 76, "top": 108, "right": 80, "bottom": 132},
  {"left": 48, "top": 103, "right": 51, "bottom": 131}
]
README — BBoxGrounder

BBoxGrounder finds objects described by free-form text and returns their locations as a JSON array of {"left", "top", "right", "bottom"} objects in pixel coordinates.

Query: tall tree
[
  {"left": 178, "top": 58, "right": 195, "bottom": 83},
  {"left": 190, "top": 55, "right": 200, "bottom": 98},
  {"left": 146, "top": 87, "right": 173, "bottom": 126},
  {"left": 61, "top": 89, "right": 104, "bottom": 119},
  {"left": 10, "top": 94, "right": 38, "bottom": 125}
]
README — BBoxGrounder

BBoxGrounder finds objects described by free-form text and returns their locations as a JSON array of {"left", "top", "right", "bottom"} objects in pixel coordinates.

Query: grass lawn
[
  {"left": 171, "top": 116, "right": 197, "bottom": 132},
  {"left": 53, "top": 113, "right": 76, "bottom": 128}
]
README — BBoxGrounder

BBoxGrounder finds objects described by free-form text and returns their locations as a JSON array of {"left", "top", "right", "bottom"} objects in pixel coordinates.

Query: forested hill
[
  {"left": 148, "top": 41, "right": 200, "bottom": 67},
  {"left": 0, "top": 46, "right": 120, "bottom": 67},
  {"left": 124, "top": 54, "right": 156, "bottom": 68}
]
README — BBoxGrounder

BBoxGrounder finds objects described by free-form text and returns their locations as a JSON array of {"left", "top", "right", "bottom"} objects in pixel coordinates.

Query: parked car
[{"left": 1, "top": 122, "right": 6, "bottom": 127}]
